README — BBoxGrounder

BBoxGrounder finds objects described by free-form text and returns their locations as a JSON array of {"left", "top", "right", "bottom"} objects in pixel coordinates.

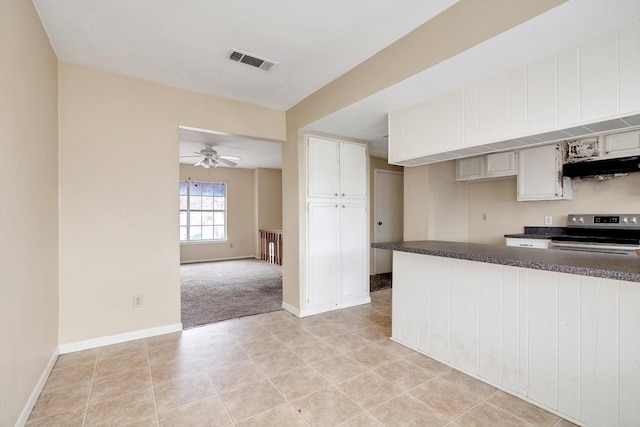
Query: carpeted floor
[
  {"left": 181, "top": 259, "right": 394, "bottom": 329},
  {"left": 181, "top": 258, "right": 283, "bottom": 329}
]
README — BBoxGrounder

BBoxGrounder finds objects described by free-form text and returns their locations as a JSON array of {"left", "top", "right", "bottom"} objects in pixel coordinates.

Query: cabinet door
[
  {"left": 485, "top": 151, "right": 517, "bottom": 178},
  {"left": 307, "top": 136, "right": 339, "bottom": 198},
  {"left": 307, "top": 202, "right": 340, "bottom": 309},
  {"left": 517, "top": 144, "right": 566, "bottom": 201},
  {"left": 464, "top": 83, "right": 479, "bottom": 147},
  {"left": 339, "top": 141, "right": 367, "bottom": 199},
  {"left": 478, "top": 71, "right": 509, "bottom": 144},
  {"left": 604, "top": 130, "right": 640, "bottom": 158},
  {"left": 505, "top": 238, "right": 550, "bottom": 249},
  {"left": 527, "top": 53, "right": 557, "bottom": 133},
  {"left": 339, "top": 202, "right": 367, "bottom": 301},
  {"left": 456, "top": 156, "right": 484, "bottom": 181},
  {"left": 581, "top": 27, "right": 618, "bottom": 122},
  {"left": 388, "top": 110, "right": 404, "bottom": 163},
  {"left": 442, "top": 88, "right": 464, "bottom": 151},
  {"left": 402, "top": 105, "right": 419, "bottom": 159},
  {"left": 417, "top": 97, "right": 442, "bottom": 155},
  {"left": 557, "top": 44, "right": 580, "bottom": 127},
  {"left": 619, "top": 17, "right": 640, "bottom": 114},
  {"left": 509, "top": 65, "right": 527, "bottom": 137}
]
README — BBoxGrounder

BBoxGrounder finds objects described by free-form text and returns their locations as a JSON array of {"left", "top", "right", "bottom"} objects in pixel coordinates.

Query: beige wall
[
  {"left": 404, "top": 160, "right": 640, "bottom": 245},
  {"left": 256, "top": 168, "right": 283, "bottom": 230},
  {"left": 58, "top": 62, "right": 285, "bottom": 345},
  {"left": 254, "top": 168, "right": 283, "bottom": 257},
  {"left": 283, "top": 0, "right": 564, "bottom": 312},
  {"left": 179, "top": 164, "right": 258, "bottom": 263},
  {"left": 467, "top": 173, "right": 640, "bottom": 244},
  {"left": 0, "top": 1, "right": 59, "bottom": 425},
  {"left": 403, "top": 161, "right": 468, "bottom": 242}
]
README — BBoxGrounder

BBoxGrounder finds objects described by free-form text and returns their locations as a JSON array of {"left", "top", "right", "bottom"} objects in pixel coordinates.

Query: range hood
[{"left": 563, "top": 155, "right": 640, "bottom": 177}]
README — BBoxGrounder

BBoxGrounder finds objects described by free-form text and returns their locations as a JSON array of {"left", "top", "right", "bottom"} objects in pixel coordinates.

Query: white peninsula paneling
[{"left": 391, "top": 251, "right": 640, "bottom": 427}]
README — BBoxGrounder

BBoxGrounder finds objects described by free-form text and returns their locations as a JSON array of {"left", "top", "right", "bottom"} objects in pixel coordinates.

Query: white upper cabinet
[
  {"left": 387, "top": 18, "right": 640, "bottom": 166},
  {"left": 485, "top": 151, "right": 517, "bottom": 178},
  {"left": 478, "top": 71, "right": 509, "bottom": 143},
  {"left": 417, "top": 97, "right": 442, "bottom": 155},
  {"left": 556, "top": 44, "right": 581, "bottom": 127},
  {"left": 527, "top": 53, "right": 557, "bottom": 133},
  {"left": 580, "top": 27, "right": 618, "bottom": 122},
  {"left": 619, "top": 18, "right": 640, "bottom": 114},
  {"left": 456, "top": 151, "right": 517, "bottom": 181},
  {"left": 517, "top": 144, "right": 570, "bottom": 201},
  {"left": 456, "top": 156, "right": 484, "bottom": 181},
  {"left": 388, "top": 109, "right": 404, "bottom": 163},
  {"left": 603, "top": 130, "right": 640, "bottom": 158},
  {"left": 307, "top": 136, "right": 339, "bottom": 198},
  {"left": 442, "top": 88, "right": 465, "bottom": 151},
  {"left": 401, "top": 105, "right": 419, "bottom": 159},
  {"left": 339, "top": 141, "right": 367, "bottom": 199},
  {"left": 464, "top": 83, "right": 479, "bottom": 147},
  {"left": 307, "top": 136, "right": 366, "bottom": 200},
  {"left": 509, "top": 65, "right": 527, "bottom": 137}
]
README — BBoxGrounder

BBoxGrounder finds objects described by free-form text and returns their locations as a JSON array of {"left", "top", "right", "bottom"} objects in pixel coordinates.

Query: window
[{"left": 179, "top": 180, "right": 226, "bottom": 242}]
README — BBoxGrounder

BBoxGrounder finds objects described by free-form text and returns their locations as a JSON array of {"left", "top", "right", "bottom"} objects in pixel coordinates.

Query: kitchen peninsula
[{"left": 373, "top": 240, "right": 640, "bottom": 427}]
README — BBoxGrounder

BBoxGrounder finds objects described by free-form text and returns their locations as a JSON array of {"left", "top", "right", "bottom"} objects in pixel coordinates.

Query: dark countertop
[
  {"left": 504, "top": 226, "right": 566, "bottom": 240},
  {"left": 372, "top": 240, "right": 640, "bottom": 283}
]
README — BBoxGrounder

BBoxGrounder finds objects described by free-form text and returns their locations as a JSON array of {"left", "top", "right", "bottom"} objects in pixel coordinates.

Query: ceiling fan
[{"left": 181, "top": 146, "right": 242, "bottom": 168}]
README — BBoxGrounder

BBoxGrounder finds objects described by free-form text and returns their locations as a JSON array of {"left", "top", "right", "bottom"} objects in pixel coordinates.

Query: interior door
[{"left": 374, "top": 169, "right": 403, "bottom": 274}]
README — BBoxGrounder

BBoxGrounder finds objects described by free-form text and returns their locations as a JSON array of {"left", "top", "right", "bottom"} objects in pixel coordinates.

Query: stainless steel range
[{"left": 550, "top": 214, "right": 640, "bottom": 255}]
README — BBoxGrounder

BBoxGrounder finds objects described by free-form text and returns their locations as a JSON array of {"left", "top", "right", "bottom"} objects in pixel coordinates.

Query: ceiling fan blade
[
  {"left": 180, "top": 155, "right": 202, "bottom": 158},
  {"left": 218, "top": 155, "right": 242, "bottom": 161},
  {"left": 216, "top": 157, "right": 237, "bottom": 167},
  {"left": 194, "top": 158, "right": 205, "bottom": 167}
]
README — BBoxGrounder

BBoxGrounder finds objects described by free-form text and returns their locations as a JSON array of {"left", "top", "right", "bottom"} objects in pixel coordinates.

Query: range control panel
[{"left": 568, "top": 214, "right": 640, "bottom": 229}]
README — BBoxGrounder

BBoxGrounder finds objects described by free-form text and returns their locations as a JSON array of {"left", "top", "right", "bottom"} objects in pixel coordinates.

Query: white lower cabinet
[
  {"left": 392, "top": 250, "right": 640, "bottom": 427},
  {"left": 306, "top": 201, "right": 368, "bottom": 314},
  {"left": 505, "top": 237, "right": 550, "bottom": 249},
  {"left": 517, "top": 144, "right": 571, "bottom": 201}
]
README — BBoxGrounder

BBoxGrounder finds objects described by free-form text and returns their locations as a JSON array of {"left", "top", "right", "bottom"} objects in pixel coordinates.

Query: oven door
[{"left": 550, "top": 240, "right": 640, "bottom": 255}]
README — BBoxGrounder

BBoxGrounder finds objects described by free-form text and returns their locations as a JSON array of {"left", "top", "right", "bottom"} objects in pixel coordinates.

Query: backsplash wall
[{"left": 467, "top": 172, "right": 640, "bottom": 244}]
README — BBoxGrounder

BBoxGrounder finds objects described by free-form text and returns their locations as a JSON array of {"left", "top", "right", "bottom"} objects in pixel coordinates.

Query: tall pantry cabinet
[{"left": 304, "top": 135, "right": 370, "bottom": 316}]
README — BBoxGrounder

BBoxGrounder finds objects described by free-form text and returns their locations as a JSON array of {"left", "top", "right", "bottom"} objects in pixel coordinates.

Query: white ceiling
[
  {"left": 178, "top": 127, "right": 282, "bottom": 170},
  {"left": 33, "top": 0, "right": 640, "bottom": 165}
]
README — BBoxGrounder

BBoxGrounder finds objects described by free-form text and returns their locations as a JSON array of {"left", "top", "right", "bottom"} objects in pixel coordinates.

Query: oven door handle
[{"left": 550, "top": 241, "right": 640, "bottom": 254}]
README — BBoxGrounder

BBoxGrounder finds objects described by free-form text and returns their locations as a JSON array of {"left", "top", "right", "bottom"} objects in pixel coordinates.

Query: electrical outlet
[
  {"left": 544, "top": 216, "right": 553, "bottom": 225},
  {"left": 133, "top": 294, "right": 143, "bottom": 308}
]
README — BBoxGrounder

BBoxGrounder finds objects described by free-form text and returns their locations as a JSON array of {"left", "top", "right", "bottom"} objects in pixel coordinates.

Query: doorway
[{"left": 373, "top": 169, "right": 403, "bottom": 274}]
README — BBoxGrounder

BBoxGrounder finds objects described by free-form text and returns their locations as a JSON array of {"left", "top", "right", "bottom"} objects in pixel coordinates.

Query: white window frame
[{"left": 179, "top": 180, "right": 227, "bottom": 243}]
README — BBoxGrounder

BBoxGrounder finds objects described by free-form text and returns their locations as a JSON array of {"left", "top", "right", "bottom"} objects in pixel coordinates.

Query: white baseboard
[
  {"left": 58, "top": 323, "right": 183, "bottom": 354},
  {"left": 281, "top": 301, "right": 300, "bottom": 317},
  {"left": 180, "top": 255, "right": 258, "bottom": 264},
  {"left": 16, "top": 349, "right": 59, "bottom": 427}
]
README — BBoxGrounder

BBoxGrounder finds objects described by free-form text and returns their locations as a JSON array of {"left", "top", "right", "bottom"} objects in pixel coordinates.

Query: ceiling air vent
[{"left": 227, "top": 49, "right": 277, "bottom": 72}]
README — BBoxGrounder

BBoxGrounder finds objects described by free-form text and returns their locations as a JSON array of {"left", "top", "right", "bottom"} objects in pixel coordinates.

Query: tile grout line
[
  {"left": 80, "top": 351, "right": 100, "bottom": 426},
  {"left": 144, "top": 339, "right": 162, "bottom": 426}
]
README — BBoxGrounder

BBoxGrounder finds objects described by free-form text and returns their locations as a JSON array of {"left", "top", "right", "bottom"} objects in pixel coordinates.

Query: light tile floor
[{"left": 27, "top": 290, "right": 577, "bottom": 426}]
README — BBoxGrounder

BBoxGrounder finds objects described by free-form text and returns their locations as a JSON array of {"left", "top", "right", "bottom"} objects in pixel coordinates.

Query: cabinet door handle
[
  {"left": 342, "top": 193, "right": 345, "bottom": 196},
  {"left": 342, "top": 205, "right": 345, "bottom": 208},
  {"left": 378, "top": 221, "right": 383, "bottom": 225},
  {"left": 334, "top": 193, "right": 338, "bottom": 196}
]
